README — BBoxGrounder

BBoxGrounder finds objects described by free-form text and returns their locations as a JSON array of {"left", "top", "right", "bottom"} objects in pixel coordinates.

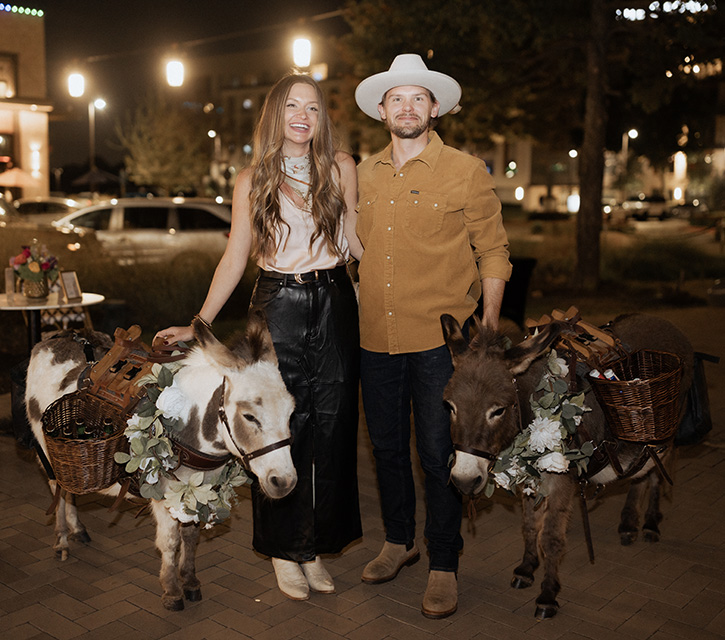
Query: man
[{"left": 354, "top": 54, "right": 512, "bottom": 619}]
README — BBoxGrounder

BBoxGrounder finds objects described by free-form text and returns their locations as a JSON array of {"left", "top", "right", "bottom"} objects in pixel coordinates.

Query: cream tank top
[{"left": 257, "top": 192, "right": 349, "bottom": 273}]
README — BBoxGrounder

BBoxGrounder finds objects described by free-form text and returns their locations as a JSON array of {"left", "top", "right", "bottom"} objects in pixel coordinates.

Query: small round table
[{"left": 0, "top": 292, "right": 105, "bottom": 353}]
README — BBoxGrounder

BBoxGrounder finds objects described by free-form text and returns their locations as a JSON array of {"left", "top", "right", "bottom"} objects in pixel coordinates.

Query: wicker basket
[
  {"left": 41, "top": 392, "right": 129, "bottom": 494},
  {"left": 589, "top": 350, "right": 683, "bottom": 443}
]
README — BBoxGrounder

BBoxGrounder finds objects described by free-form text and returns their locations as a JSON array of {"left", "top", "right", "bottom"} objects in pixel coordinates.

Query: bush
[{"left": 602, "top": 241, "right": 725, "bottom": 283}]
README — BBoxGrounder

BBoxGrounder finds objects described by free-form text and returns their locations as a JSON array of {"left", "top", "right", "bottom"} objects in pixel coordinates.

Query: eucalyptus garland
[
  {"left": 114, "top": 359, "right": 250, "bottom": 527},
  {"left": 484, "top": 349, "right": 594, "bottom": 503}
]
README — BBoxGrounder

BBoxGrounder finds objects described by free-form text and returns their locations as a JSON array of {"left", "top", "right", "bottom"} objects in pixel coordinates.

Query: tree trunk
[{"left": 575, "top": 0, "right": 608, "bottom": 292}]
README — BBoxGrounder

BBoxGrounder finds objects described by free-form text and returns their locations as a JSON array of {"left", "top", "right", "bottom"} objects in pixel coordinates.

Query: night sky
[{"left": 28, "top": 0, "right": 347, "bottom": 170}]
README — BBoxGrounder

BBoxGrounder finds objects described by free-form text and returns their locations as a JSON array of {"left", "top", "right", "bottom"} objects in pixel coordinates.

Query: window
[
  {"left": 175, "top": 207, "right": 230, "bottom": 230},
  {"left": 73, "top": 208, "right": 112, "bottom": 231},
  {"left": 123, "top": 207, "right": 170, "bottom": 230}
]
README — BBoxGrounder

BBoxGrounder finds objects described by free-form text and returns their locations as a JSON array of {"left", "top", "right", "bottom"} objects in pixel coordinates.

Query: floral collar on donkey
[
  {"left": 484, "top": 349, "right": 594, "bottom": 503},
  {"left": 114, "top": 360, "right": 250, "bottom": 528}
]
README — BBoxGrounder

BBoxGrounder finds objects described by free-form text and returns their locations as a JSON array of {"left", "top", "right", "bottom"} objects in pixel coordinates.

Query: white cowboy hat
[{"left": 355, "top": 54, "right": 462, "bottom": 121}]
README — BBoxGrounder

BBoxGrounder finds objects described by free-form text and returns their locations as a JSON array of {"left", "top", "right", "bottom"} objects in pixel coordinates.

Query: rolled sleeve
[{"left": 464, "top": 163, "right": 513, "bottom": 282}]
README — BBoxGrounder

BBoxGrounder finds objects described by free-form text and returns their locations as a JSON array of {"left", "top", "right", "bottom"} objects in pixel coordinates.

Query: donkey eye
[
  {"left": 488, "top": 406, "right": 506, "bottom": 420},
  {"left": 243, "top": 413, "right": 261, "bottom": 427}
]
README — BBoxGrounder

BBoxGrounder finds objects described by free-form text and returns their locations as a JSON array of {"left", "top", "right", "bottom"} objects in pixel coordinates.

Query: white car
[
  {"left": 53, "top": 197, "right": 232, "bottom": 267},
  {"left": 13, "top": 196, "right": 91, "bottom": 224}
]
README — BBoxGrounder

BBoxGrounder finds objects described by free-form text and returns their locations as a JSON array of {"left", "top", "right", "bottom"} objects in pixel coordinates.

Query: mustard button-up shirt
[{"left": 356, "top": 132, "right": 512, "bottom": 354}]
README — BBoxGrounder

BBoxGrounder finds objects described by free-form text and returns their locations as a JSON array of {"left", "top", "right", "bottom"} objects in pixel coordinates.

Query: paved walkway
[{"left": 1, "top": 307, "right": 724, "bottom": 639}]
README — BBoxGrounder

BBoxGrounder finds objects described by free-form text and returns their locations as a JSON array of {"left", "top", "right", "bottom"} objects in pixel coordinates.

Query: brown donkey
[{"left": 441, "top": 313, "right": 693, "bottom": 619}]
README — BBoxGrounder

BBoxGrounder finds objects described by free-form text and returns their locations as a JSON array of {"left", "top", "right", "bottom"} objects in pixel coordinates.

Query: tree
[
  {"left": 343, "top": 0, "right": 724, "bottom": 290},
  {"left": 116, "top": 93, "right": 210, "bottom": 195}
]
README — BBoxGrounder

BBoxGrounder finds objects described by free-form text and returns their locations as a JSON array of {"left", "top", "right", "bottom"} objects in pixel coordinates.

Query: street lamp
[
  {"left": 88, "top": 98, "right": 106, "bottom": 172},
  {"left": 166, "top": 59, "right": 184, "bottom": 87},
  {"left": 68, "top": 72, "right": 107, "bottom": 189},
  {"left": 293, "top": 38, "right": 312, "bottom": 69}
]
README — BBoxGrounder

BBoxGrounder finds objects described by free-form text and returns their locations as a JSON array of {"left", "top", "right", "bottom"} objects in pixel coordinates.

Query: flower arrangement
[
  {"left": 9, "top": 241, "right": 59, "bottom": 283},
  {"left": 484, "top": 349, "right": 594, "bottom": 503},
  {"left": 114, "top": 359, "right": 250, "bottom": 527}
]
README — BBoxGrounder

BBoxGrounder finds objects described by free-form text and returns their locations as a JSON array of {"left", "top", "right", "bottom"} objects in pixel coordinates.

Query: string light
[{"left": 0, "top": 5, "right": 44, "bottom": 16}]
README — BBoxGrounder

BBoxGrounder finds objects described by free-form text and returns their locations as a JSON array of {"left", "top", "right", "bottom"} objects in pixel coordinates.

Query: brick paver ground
[{"left": 2, "top": 306, "right": 723, "bottom": 639}]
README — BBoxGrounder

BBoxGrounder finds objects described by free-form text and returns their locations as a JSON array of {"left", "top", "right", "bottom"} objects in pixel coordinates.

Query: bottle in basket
[
  {"left": 102, "top": 417, "right": 114, "bottom": 437},
  {"left": 43, "top": 419, "right": 60, "bottom": 438},
  {"left": 603, "top": 369, "right": 619, "bottom": 381},
  {"left": 62, "top": 419, "right": 75, "bottom": 438},
  {"left": 75, "top": 417, "right": 90, "bottom": 439}
]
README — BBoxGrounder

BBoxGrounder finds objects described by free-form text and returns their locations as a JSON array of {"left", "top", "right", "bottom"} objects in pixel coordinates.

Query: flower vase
[{"left": 23, "top": 276, "right": 49, "bottom": 299}]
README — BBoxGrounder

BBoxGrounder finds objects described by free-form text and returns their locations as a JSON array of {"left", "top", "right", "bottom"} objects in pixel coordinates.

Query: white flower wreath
[
  {"left": 114, "top": 360, "right": 250, "bottom": 527},
  {"left": 484, "top": 349, "right": 594, "bottom": 503}
]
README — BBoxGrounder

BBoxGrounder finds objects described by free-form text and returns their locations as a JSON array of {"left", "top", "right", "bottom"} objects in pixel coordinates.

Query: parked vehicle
[
  {"left": 1, "top": 195, "right": 102, "bottom": 275},
  {"left": 12, "top": 196, "right": 91, "bottom": 224},
  {"left": 669, "top": 199, "right": 709, "bottom": 220},
  {"left": 621, "top": 195, "right": 669, "bottom": 221},
  {"left": 53, "top": 197, "right": 232, "bottom": 267}
]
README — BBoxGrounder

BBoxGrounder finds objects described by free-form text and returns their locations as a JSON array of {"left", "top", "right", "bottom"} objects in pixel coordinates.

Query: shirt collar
[{"left": 373, "top": 131, "right": 444, "bottom": 171}]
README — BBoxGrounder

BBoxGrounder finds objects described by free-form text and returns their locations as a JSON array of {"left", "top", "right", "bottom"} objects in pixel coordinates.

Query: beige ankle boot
[
  {"left": 272, "top": 557, "right": 309, "bottom": 600},
  {"left": 301, "top": 557, "right": 335, "bottom": 593},
  {"left": 421, "top": 570, "right": 457, "bottom": 619},
  {"left": 361, "top": 541, "right": 420, "bottom": 584}
]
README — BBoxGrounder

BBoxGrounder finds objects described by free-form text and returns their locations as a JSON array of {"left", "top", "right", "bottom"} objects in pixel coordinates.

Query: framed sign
[{"left": 60, "top": 271, "right": 82, "bottom": 302}]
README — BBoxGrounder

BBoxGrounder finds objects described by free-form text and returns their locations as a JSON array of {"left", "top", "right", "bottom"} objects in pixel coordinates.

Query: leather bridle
[{"left": 217, "top": 377, "right": 292, "bottom": 472}]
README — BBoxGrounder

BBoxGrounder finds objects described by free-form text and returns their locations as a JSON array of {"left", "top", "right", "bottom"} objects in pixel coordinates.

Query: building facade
[{"left": 0, "top": 4, "right": 51, "bottom": 199}]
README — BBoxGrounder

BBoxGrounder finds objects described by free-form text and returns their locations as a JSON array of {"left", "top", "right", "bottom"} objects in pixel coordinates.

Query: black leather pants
[{"left": 249, "top": 266, "right": 362, "bottom": 561}]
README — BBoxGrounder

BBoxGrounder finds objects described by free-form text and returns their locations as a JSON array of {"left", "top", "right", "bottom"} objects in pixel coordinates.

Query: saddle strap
[{"left": 578, "top": 480, "right": 596, "bottom": 564}]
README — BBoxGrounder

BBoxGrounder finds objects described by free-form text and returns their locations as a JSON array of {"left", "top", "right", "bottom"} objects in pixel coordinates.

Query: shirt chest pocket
[{"left": 404, "top": 191, "right": 447, "bottom": 238}]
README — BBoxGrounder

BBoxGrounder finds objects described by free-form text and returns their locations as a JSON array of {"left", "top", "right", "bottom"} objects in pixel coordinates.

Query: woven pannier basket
[
  {"left": 589, "top": 350, "right": 683, "bottom": 443},
  {"left": 41, "top": 391, "right": 129, "bottom": 494}
]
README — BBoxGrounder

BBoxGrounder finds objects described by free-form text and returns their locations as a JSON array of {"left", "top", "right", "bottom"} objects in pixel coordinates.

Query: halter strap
[
  {"left": 453, "top": 444, "right": 498, "bottom": 461},
  {"left": 217, "top": 377, "right": 292, "bottom": 472}
]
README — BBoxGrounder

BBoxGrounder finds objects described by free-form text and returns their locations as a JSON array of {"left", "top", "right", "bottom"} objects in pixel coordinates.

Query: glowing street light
[
  {"left": 68, "top": 72, "right": 85, "bottom": 98},
  {"left": 293, "top": 38, "right": 312, "bottom": 68},
  {"left": 166, "top": 59, "right": 184, "bottom": 87}
]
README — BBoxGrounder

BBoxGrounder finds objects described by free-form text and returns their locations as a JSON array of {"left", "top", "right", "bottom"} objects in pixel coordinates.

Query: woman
[{"left": 156, "top": 74, "right": 364, "bottom": 600}]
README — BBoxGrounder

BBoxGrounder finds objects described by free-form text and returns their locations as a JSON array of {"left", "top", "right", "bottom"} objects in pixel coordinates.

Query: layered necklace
[{"left": 282, "top": 154, "right": 312, "bottom": 206}]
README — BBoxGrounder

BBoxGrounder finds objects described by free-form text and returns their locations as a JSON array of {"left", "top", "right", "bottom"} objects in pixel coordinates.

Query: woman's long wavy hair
[{"left": 249, "top": 74, "right": 346, "bottom": 261}]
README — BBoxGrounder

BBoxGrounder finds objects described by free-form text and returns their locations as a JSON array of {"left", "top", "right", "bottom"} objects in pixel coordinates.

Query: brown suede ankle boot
[
  {"left": 361, "top": 541, "right": 420, "bottom": 584},
  {"left": 421, "top": 570, "right": 457, "bottom": 619}
]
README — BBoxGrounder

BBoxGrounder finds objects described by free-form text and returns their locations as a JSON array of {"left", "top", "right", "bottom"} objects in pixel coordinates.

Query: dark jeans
[{"left": 361, "top": 345, "right": 463, "bottom": 572}]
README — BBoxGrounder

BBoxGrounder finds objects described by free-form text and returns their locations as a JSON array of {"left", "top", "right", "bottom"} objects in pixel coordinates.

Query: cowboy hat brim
[{"left": 355, "top": 59, "right": 462, "bottom": 121}]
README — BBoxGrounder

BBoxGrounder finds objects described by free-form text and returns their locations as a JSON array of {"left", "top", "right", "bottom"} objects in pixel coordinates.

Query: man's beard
[{"left": 388, "top": 114, "right": 430, "bottom": 139}]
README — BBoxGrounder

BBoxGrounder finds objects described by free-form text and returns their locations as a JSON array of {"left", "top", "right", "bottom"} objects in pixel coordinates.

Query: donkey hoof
[
  {"left": 619, "top": 530, "right": 638, "bottom": 546},
  {"left": 162, "top": 596, "right": 185, "bottom": 611},
  {"left": 535, "top": 601, "right": 559, "bottom": 619},
  {"left": 70, "top": 530, "right": 91, "bottom": 544},
  {"left": 642, "top": 528, "right": 660, "bottom": 543},
  {"left": 184, "top": 588, "right": 202, "bottom": 602},
  {"left": 511, "top": 574, "right": 534, "bottom": 589},
  {"left": 54, "top": 547, "right": 69, "bottom": 561}
]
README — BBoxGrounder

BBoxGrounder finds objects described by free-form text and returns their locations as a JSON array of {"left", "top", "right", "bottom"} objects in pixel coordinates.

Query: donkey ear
[
  {"left": 441, "top": 314, "right": 469, "bottom": 361},
  {"left": 192, "top": 316, "right": 239, "bottom": 370},
  {"left": 505, "top": 322, "right": 563, "bottom": 375},
  {"left": 245, "top": 310, "right": 279, "bottom": 366}
]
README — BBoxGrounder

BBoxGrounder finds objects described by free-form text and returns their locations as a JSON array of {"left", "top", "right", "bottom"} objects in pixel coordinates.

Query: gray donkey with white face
[
  {"left": 26, "top": 315, "right": 296, "bottom": 611},
  {"left": 441, "top": 312, "right": 693, "bottom": 619}
]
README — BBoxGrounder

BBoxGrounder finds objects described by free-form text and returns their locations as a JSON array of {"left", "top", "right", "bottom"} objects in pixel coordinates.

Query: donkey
[
  {"left": 441, "top": 313, "right": 693, "bottom": 619},
  {"left": 26, "top": 314, "right": 296, "bottom": 611}
]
